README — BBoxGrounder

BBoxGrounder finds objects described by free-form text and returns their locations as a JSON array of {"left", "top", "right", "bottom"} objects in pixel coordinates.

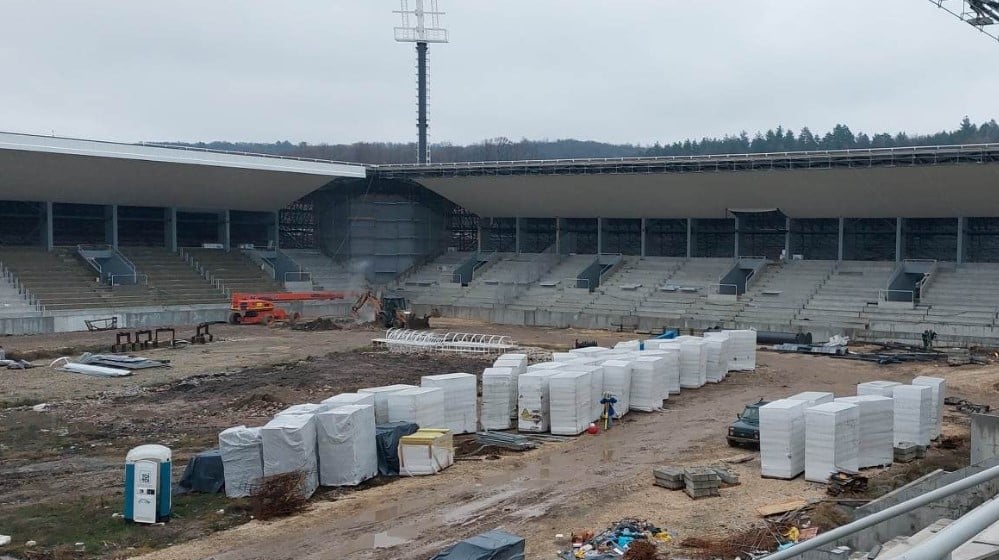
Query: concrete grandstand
[{"left": 3, "top": 131, "right": 999, "bottom": 345}]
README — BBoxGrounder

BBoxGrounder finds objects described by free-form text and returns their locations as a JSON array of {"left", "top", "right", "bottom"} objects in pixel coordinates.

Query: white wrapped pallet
[
  {"left": 321, "top": 392, "right": 376, "bottom": 409},
  {"left": 518, "top": 370, "right": 561, "bottom": 432},
  {"left": 495, "top": 352, "right": 528, "bottom": 367},
  {"left": 702, "top": 334, "right": 728, "bottom": 383},
  {"left": 615, "top": 340, "right": 642, "bottom": 351},
  {"left": 569, "top": 346, "right": 610, "bottom": 355},
  {"left": 358, "top": 384, "right": 418, "bottom": 424},
  {"left": 836, "top": 396, "right": 894, "bottom": 468},
  {"left": 857, "top": 380, "right": 902, "bottom": 398},
  {"left": 275, "top": 403, "right": 326, "bottom": 417},
  {"left": 724, "top": 330, "right": 757, "bottom": 371},
  {"left": 552, "top": 352, "right": 577, "bottom": 362},
  {"left": 549, "top": 371, "right": 593, "bottom": 435},
  {"left": 387, "top": 387, "right": 446, "bottom": 429},
  {"left": 892, "top": 384, "right": 933, "bottom": 446},
  {"left": 316, "top": 404, "right": 377, "bottom": 486},
  {"left": 654, "top": 342, "right": 683, "bottom": 395},
  {"left": 527, "top": 362, "right": 564, "bottom": 372},
  {"left": 805, "top": 402, "right": 860, "bottom": 483},
  {"left": 676, "top": 338, "right": 706, "bottom": 388},
  {"left": 560, "top": 364, "right": 604, "bottom": 422},
  {"left": 631, "top": 356, "right": 667, "bottom": 411},
  {"left": 601, "top": 360, "right": 633, "bottom": 416},
  {"left": 481, "top": 367, "right": 517, "bottom": 430},
  {"left": 912, "top": 376, "right": 946, "bottom": 440},
  {"left": 421, "top": 373, "right": 478, "bottom": 435},
  {"left": 491, "top": 357, "right": 525, "bottom": 417},
  {"left": 218, "top": 425, "right": 263, "bottom": 498},
  {"left": 759, "top": 400, "right": 806, "bottom": 479},
  {"left": 639, "top": 350, "right": 675, "bottom": 401},
  {"left": 399, "top": 429, "right": 454, "bottom": 476},
  {"left": 786, "top": 391, "right": 834, "bottom": 408},
  {"left": 261, "top": 413, "right": 319, "bottom": 498}
]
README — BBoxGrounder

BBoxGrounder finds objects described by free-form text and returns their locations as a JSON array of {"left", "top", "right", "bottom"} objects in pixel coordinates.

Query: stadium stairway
[
  {"left": 731, "top": 260, "right": 835, "bottom": 328},
  {"left": 794, "top": 261, "right": 896, "bottom": 330},
  {"left": 0, "top": 265, "right": 39, "bottom": 317},
  {"left": 182, "top": 248, "right": 283, "bottom": 295},
  {"left": 120, "top": 247, "right": 228, "bottom": 306},
  {"left": 281, "top": 250, "right": 368, "bottom": 291},
  {"left": 507, "top": 254, "right": 601, "bottom": 312}
]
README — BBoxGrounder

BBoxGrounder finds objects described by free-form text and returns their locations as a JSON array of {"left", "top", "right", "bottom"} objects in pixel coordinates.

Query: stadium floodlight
[
  {"left": 928, "top": 0, "right": 999, "bottom": 43},
  {"left": 393, "top": 0, "right": 449, "bottom": 165}
]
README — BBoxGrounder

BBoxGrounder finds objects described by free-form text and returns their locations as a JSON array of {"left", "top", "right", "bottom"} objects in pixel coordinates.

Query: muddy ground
[{"left": 0, "top": 320, "right": 995, "bottom": 560}]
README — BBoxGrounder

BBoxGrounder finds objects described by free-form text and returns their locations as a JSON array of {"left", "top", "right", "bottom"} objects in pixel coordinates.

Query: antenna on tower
[
  {"left": 928, "top": 0, "right": 999, "bottom": 43},
  {"left": 394, "top": 0, "right": 449, "bottom": 165}
]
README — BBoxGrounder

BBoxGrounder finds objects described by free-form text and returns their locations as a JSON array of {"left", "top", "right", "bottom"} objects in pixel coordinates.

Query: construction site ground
[{"left": 0, "top": 317, "right": 993, "bottom": 560}]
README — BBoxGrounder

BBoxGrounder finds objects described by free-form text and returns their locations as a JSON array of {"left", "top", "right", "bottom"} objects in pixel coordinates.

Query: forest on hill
[{"left": 167, "top": 116, "right": 999, "bottom": 164}]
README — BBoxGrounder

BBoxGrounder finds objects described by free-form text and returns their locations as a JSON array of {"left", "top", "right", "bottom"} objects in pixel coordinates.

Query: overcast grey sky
[{"left": 0, "top": 1, "right": 994, "bottom": 146}]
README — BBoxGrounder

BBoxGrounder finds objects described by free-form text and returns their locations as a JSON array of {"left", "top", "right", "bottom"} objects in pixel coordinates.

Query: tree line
[{"left": 166, "top": 117, "right": 999, "bottom": 164}]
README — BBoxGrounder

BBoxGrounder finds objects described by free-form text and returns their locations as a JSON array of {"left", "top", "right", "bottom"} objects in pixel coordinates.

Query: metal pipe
[
  {"left": 889, "top": 498, "right": 999, "bottom": 560},
  {"left": 763, "top": 463, "right": 999, "bottom": 560},
  {"left": 416, "top": 41, "right": 428, "bottom": 165}
]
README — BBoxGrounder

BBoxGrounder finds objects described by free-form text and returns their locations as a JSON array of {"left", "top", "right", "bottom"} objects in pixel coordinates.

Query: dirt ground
[{"left": 0, "top": 319, "right": 995, "bottom": 560}]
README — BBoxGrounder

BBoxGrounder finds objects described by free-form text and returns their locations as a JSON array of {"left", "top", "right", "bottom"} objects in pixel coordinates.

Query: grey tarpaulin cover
[
  {"left": 261, "top": 414, "right": 319, "bottom": 498},
  {"left": 429, "top": 530, "right": 526, "bottom": 560},
  {"left": 218, "top": 425, "right": 263, "bottom": 498},
  {"left": 375, "top": 421, "right": 419, "bottom": 476},
  {"left": 316, "top": 404, "right": 378, "bottom": 486},
  {"left": 178, "top": 449, "right": 224, "bottom": 494}
]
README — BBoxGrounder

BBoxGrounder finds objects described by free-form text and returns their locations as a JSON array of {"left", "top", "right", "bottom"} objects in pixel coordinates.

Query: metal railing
[
  {"left": 284, "top": 271, "right": 312, "bottom": 283},
  {"left": 0, "top": 260, "right": 43, "bottom": 313},
  {"left": 180, "top": 248, "right": 230, "bottom": 297},
  {"left": 713, "top": 282, "right": 740, "bottom": 296},
  {"left": 109, "top": 273, "right": 148, "bottom": 286},
  {"left": 377, "top": 328, "right": 516, "bottom": 354}
]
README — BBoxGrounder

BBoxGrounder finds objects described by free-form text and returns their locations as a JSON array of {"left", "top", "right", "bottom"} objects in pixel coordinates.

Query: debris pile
[
  {"left": 558, "top": 518, "right": 670, "bottom": 559},
  {"left": 248, "top": 471, "right": 309, "bottom": 520}
]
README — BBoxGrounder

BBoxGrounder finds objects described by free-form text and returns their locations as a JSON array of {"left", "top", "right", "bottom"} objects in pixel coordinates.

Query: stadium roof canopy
[
  {"left": 0, "top": 132, "right": 365, "bottom": 212},
  {"left": 374, "top": 144, "right": 999, "bottom": 219}
]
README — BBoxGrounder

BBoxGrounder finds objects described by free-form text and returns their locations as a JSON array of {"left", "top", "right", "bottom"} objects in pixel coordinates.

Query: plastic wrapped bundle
[
  {"left": 912, "top": 376, "right": 946, "bottom": 440},
  {"left": 551, "top": 352, "right": 577, "bottom": 362},
  {"left": 805, "top": 402, "right": 859, "bottom": 483},
  {"left": 639, "top": 350, "right": 675, "bottom": 401},
  {"left": 398, "top": 429, "right": 454, "bottom": 476},
  {"left": 421, "top": 373, "right": 478, "bottom": 435},
  {"left": 549, "top": 370, "right": 593, "bottom": 435},
  {"left": 261, "top": 413, "right": 319, "bottom": 498},
  {"left": 654, "top": 342, "right": 683, "bottom": 395},
  {"left": 676, "top": 338, "right": 706, "bottom": 388},
  {"left": 218, "top": 425, "right": 263, "bottom": 498},
  {"left": 517, "top": 370, "right": 561, "bottom": 432},
  {"left": 723, "top": 329, "right": 757, "bottom": 371},
  {"left": 836, "top": 396, "right": 894, "bottom": 468},
  {"left": 631, "top": 356, "right": 666, "bottom": 411},
  {"left": 559, "top": 364, "right": 604, "bottom": 422},
  {"left": 321, "top": 392, "right": 375, "bottom": 409},
  {"left": 702, "top": 334, "right": 728, "bottom": 383},
  {"left": 358, "top": 384, "right": 418, "bottom": 424},
  {"left": 615, "top": 340, "right": 642, "bottom": 351},
  {"left": 494, "top": 353, "right": 528, "bottom": 370},
  {"left": 387, "top": 387, "right": 446, "bottom": 429},
  {"left": 759, "top": 400, "right": 806, "bottom": 479},
  {"left": 569, "top": 346, "right": 610, "bottom": 356},
  {"left": 601, "top": 360, "right": 633, "bottom": 417},
  {"left": 481, "top": 367, "right": 517, "bottom": 430},
  {"left": 857, "top": 380, "right": 902, "bottom": 398},
  {"left": 892, "top": 384, "right": 933, "bottom": 446},
  {"left": 275, "top": 403, "right": 326, "bottom": 417},
  {"left": 316, "top": 404, "right": 377, "bottom": 486},
  {"left": 786, "top": 391, "right": 834, "bottom": 408}
]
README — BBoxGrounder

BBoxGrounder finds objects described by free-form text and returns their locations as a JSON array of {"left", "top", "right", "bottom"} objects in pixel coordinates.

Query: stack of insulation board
[
  {"left": 629, "top": 356, "right": 664, "bottom": 411},
  {"left": 386, "top": 387, "right": 445, "bottom": 429},
  {"left": 759, "top": 399, "right": 807, "bottom": 479},
  {"left": 654, "top": 343, "right": 683, "bottom": 395},
  {"left": 569, "top": 346, "right": 610, "bottom": 357},
  {"left": 321, "top": 392, "right": 376, "bottom": 409},
  {"left": 835, "top": 396, "right": 894, "bottom": 468},
  {"left": 724, "top": 330, "right": 757, "bottom": 371},
  {"left": 676, "top": 338, "right": 706, "bottom": 388},
  {"left": 892, "top": 384, "right": 933, "bottom": 446},
  {"left": 551, "top": 352, "right": 576, "bottom": 362},
  {"left": 518, "top": 370, "right": 561, "bottom": 432},
  {"left": 787, "top": 391, "right": 834, "bottom": 408},
  {"left": 639, "top": 351, "right": 673, "bottom": 402},
  {"left": 276, "top": 403, "right": 326, "bottom": 417},
  {"left": 857, "top": 380, "right": 902, "bottom": 398},
  {"left": 481, "top": 367, "right": 518, "bottom": 430},
  {"left": 421, "top": 373, "right": 478, "bottom": 435},
  {"left": 398, "top": 429, "right": 454, "bottom": 476},
  {"left": 358, "top": 384, "right": 418, "bottom": 424},
  {"left": 261, "top": 413, "right": 319, "bottom": 498},
  {"left": 549, "top": 370, "right": 593, "bottom": 435},
  {"left": 912, "top": 376, "right": 946, "bottom": 440},
  {"left": 615, "top": 340, "right": 642, "bottom": 351},
  {"left": 601, "top": 359, "right": 633, "bottom": 416},
  {"left": 559, "top": 363, "right": 605, "bottom": 422},
  {"left": 218, "top": 425, "right": 263, "bottom": 498},
  {"left": 805, "top": 402, "right": 860, "bottom": 483},
  {"left": 315, "top": 404, "right": 377, "bottom": 486},
  {"left": 703, "top": 331, "right": 731, "bottom": 382},
  {"left": 493, "top": 354, "right": 527, "bottom": 420}
]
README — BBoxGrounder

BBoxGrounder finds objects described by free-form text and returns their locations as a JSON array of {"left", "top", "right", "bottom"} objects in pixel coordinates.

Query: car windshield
[{"left": 741, "top": 406, "right": 760, "bottom": 423}]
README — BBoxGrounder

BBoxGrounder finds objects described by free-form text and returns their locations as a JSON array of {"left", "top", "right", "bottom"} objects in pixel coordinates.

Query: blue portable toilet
[{"left": 124, "top": 444, "right": 172, "bottom": 523}]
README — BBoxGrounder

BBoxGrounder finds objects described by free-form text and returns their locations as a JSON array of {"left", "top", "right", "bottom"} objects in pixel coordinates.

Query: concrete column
[
  {"left": 640, "top": 218, "right": 647, "bottom": 258},
  {"left": 476, "top": 221, "right": 483, "bottom": 254},
  {"left": 270, "top": 211, "right": 280, "bottom": 249},
  {"left": 164, "top": 208, "right": 177, "bottom": 252},
  {"left": 781, "top": 216, "right": 791, "bottom": 260},
  {"left": 219, "top": 210, "right": 231, "bottom": 251},
  {"left": 896, "top": 217, "right": 903, "bottom": 262},
  {"left": 597, "top": 217, "right": 603, "bottom": 255},
  {"left": 554, "top": 217, "right": 561, "bottom": 255},
  {"left": 686, "top": 218, "right": 693, "bottom": 258},
  {"left": 957, "top": 217, "right": 965, "bottom": 264},
  {"left": 837, "top": 217, "right": 845, "bottom": 261},
  {"left": 105, "top": 204, "right": 118, "bottom": 249},
  {"left": 733, "top": 215, "right": 740, "bottom": 258},
  {"left": 514, "top": 217, "right": 521, "bottom": 254},
  {"left": 42, "top": 201, "right": 54, "bottom": 251}
]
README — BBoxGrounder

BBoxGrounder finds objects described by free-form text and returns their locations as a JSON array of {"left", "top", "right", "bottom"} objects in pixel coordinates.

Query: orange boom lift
[{"left": 228, "top": 292, "right": 349, "bottom": 325}]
